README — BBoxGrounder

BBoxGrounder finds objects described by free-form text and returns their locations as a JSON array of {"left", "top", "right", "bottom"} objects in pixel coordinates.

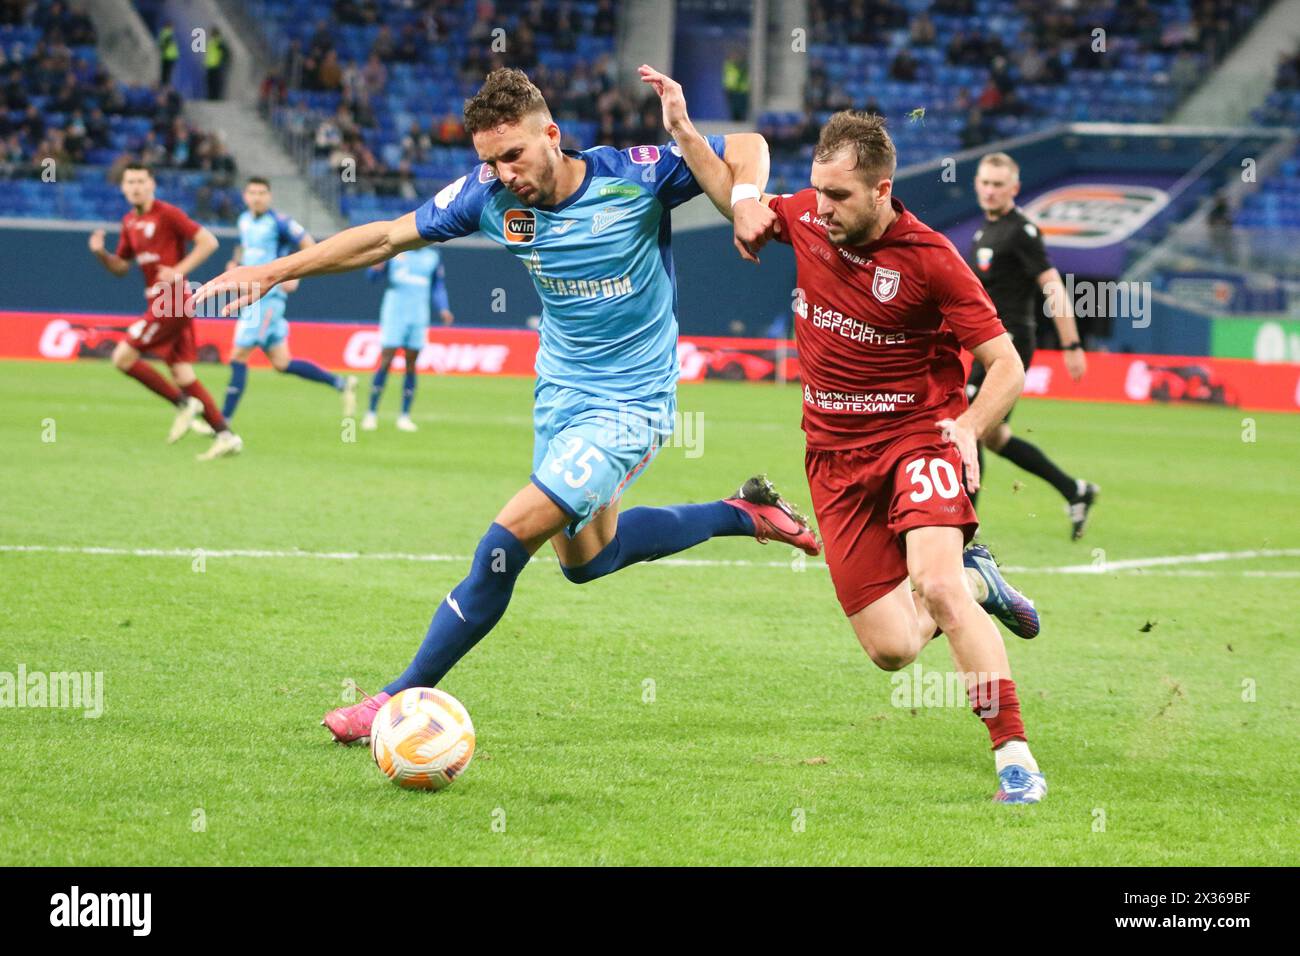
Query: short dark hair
[
  {"left": 245, "top": 176, "right": 271, "bottom": 188},
  {"left": 121, "top": 162, "right": 153, "bottom": 178},
  {"left": 463, "top": 68, "right": 550, "bottom": 135},
  {"left": 815, "top": 111, "right": 897, "bottom": 184}
]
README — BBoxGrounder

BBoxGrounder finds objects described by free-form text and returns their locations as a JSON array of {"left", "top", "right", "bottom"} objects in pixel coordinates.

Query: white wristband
[{"left": 730, "top": 184, "right": 761, "bottom": 207}]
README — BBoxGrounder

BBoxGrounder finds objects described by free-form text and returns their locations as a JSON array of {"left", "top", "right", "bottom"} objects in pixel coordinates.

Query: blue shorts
[
  {"left": 379, "top": 300, "right": 429, "bottom": 351},
  {"left": 233, "top": 297, "right": 288, "bottom": 349},
  {"left": 530, "top": 382, "right": 675, "bottom": 537}
]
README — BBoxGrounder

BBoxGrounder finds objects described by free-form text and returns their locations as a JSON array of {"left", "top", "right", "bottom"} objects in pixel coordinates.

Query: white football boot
[
  {"left": 196, "top": 430, "right": 243, "bottom": 461},
  {"left": 167, "top": 395, "right": 204, "bottom": 444}
]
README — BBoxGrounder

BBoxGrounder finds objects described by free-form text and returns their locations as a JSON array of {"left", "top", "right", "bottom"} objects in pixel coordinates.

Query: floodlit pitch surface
[{"left": 2, "top": 360, "right": 1296, "bottom": 865}]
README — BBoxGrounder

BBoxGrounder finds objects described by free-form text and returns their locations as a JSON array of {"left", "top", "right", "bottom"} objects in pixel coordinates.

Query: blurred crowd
[
  {"left": 257, "top": 0, "right": 649, "bottom": 197},
  {"left": 1, "top": 0, "right": 237, "bottom": 219}
]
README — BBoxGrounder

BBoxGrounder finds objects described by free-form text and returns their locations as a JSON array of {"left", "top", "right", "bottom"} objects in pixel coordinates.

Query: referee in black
[{"left": 966, "top": 152, "right": 1099, "bottom": 540}]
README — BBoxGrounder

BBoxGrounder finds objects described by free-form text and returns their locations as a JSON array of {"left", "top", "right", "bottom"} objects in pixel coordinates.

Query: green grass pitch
[{"left": 2, "top": 358, "right": 1297, "bottom": 866}]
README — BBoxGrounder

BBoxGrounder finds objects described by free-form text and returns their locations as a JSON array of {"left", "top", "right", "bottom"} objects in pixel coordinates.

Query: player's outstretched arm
[
  {"left": 193, "top": 213, "right": 425, "bottom": 316},
  {"left": 638, "top": 64, "right": 779, "bottom": 263},
  {"left": 280, "top": 232, "right": 316, "bottom": 295},
  {"left": 940, "top": 333, "right": 1025, "bottom": 492}
]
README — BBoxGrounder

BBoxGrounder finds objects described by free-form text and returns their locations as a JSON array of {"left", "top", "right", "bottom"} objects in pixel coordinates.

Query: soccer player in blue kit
[
  {"left": 193, "top": 69, "right": 821, "bottom": 742},
  {"left": 218, "top": 177, "right": 358, "bottom": 423},
  {"left": 363, "top": 246, "right": 455, "bottom": 432}
]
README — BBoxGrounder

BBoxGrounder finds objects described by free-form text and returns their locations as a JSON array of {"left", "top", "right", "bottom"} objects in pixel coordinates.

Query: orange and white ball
[{"left": 370, "top": 688, "right": 475, "bottom": 790}]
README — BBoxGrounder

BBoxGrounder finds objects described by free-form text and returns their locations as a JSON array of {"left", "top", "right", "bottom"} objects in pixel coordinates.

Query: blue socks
[
  {"left": 221, "top": 360, "right": 247, "bottom": 419},
  {"left": 284, "top": 358, "right": 342, "bottom": 389},
  {"left": 561, "top": 502, "right": 753, "bottom": 584},
  {"left": 382, "top": 503, "right": 754, "bottom": 692},
  {"left": 369, "top": 366, "right": 389, "bottom": 413},
  {"left": 401, "top": 368, "right": 416, "bottom": 416},
  {"left": 385, "top": 523, "right": 532, "bottom": 694},
  {"left": 223, "top": 358, "right": 344, "bottom": 420}
]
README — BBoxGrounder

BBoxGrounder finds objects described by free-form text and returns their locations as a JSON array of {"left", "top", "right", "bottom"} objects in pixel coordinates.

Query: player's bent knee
[
  {"left": 559, "top": 562, "right": 598, "bottom": 585},
  {"left": 864, "top": 645, "right": 915, "bottom": 672},
  {"left": 111, "top": 343, "right": 135, "bottom": 370}
]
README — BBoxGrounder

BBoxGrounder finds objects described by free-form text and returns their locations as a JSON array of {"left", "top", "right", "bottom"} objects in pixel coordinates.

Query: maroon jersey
[
  {"left": 770, "top": 192, "right": 1006, "bottom": 451},
  {"left": 115, "top": 199, "right": 201, "bottom": 298}
]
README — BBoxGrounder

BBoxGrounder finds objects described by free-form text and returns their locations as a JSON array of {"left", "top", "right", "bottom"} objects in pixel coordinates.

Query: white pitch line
[
  {"left": 999, "top": 548, "right": 1300, "bottom": 575},
  {"left": 2, "top": 544, "right": 1299, "bottom": 577}
]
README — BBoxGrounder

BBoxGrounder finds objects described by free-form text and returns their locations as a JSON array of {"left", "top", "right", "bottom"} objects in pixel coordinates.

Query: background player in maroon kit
[
  {"left": 87, "top": 163, "right": 242, "bottom": 460},
  {"left": 642, "top": 67, "right": 1049, "bottom": 803}
]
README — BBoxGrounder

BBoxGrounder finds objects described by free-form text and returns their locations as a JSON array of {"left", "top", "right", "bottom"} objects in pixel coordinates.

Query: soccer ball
[{"left": 370, "top": 687, "right": 476, "bottom": 790}]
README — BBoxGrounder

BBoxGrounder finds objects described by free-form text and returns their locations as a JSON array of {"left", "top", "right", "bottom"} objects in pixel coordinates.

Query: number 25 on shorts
[
  {"left": 549, "top": 436, "right": 607, "bottom": 489},
  {"left": 905, "top": 457, "right": 960, "bottom": 502}
]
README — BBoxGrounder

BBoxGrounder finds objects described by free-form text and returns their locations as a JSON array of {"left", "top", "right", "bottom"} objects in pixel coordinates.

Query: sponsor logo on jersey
[
  {"left": 435, "top": 174, "right": 467, "bottom": 209},
  {"left": 478, "top": 164, "right": 497, "bottom": 183},
  {"left": 627, "top": 145, "right": 660, "bottom": 165},
  {"left": 591, "top": 206, "right": 632, "bottom": 235},
  {"left": 872, "top": 266, "right": 902, "bottom": 302},
  {"left": 669, "top": 143, "right": 683, "bottom": 157},
  {"left": 976, "top": 246, "right": 994, "bottom": 272},
  {"left": 133, "top": 220, "right": 156, "bottom": 239},
  {"left": 598, "top": 184, "right": 641, "bottom": 197},
  {"left": 1021, "top": 183, "right": 1169, "bottom": 248},
  {"left": 503, "top": 208, "right": 536, "bottom": 243},
  {"left": 549, "top": 219, "right": 578, "bottom": 235}
]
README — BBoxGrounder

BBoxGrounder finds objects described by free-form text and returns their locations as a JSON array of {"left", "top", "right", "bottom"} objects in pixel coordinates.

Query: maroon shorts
[
  {"left": 806, "top": 430, "right": 979, "bottom": 616},
  {"left": 126, "top": 306, "right": 196, "bottom": 365}
]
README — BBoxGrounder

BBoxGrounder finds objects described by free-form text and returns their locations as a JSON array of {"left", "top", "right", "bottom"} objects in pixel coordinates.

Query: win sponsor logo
[
  {"left": 503, "top": 208, "right": 536, "bottom": 243},
  {"left": 50, "top": 886, "right": 151, "bottom": 936}
]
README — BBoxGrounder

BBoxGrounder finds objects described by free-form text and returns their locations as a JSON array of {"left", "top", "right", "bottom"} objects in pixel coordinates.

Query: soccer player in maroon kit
[
  {"left": 642, "top": 67, "right": 1048, "bottom": 802},
  {"left": 87, "top": 163, "right": 242, "bottom": 460}
]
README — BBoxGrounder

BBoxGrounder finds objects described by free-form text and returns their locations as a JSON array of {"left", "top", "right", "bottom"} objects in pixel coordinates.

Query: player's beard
[
  {"left": 827, "top": 210, "right": 876, "bottom": 248},
  {"left": 519, "top": 160, "right": 558, "bottom": 206}
]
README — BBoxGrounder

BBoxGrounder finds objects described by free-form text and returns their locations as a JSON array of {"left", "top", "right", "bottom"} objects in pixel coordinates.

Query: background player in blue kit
[
  {"left": 218, "top": 177, "right": 358, "bottom": 423},
  {"left": 193, "top": 69, "right": 821, "bottom": 743},
  {"left": 363, "top": 247, "right": 455, "bottom": 432}
]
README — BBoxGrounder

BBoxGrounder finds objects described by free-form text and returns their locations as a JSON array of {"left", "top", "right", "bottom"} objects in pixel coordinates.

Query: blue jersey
[
  {"left": 414, "top": 138, "right": 726, "bottom": 399},
  {"left": 237, "top": 208, "right": 308, "bottom": 301},
  {"left": 376, "top": 247, "right": 449, "bottom": 322}
]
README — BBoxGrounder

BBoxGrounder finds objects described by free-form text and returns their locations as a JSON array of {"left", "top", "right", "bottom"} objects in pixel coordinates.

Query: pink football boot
[
  {"left": 322, "top": 688, "right": 391, "bottom": 744},
  {"left": 724, "top": 475, "right": 822, "bottom": 556}
]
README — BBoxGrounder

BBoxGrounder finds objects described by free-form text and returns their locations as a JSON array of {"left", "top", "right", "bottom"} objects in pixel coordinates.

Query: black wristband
[{"left": 1063, "top": 342, "right": 1084, "bottom": 351}]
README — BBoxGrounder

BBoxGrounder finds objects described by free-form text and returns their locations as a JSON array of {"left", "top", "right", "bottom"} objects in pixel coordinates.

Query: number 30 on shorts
[
  {"left": 904, "top": 456, "right": 960, "bottom": 502},
  {"left": 549, "top": 436, "right": 606, "bottom": 488}
]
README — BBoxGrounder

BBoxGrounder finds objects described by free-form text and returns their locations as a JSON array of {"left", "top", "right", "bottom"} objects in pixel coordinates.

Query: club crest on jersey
[
  {"left": 627, "top": 145, "right": 660, "bottom": 165},
  {"left": 591, "top": 206, "right": 632, "bottom": 235},
  {"left": 503, "top": 208, "right": 536, "bottom": 243},
  {"left": 975, "top": 247, "right": 993, "bottom": 272},
  {"left": 872, "top": 266, "right": 901, "bottom": 302}
]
